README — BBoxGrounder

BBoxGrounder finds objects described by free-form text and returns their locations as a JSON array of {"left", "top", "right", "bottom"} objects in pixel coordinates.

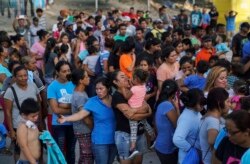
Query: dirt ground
[{"left": 0, "top": 0, "right": 182, "bottom": 33}]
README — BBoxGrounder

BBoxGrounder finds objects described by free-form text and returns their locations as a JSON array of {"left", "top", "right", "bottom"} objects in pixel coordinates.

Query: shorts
[{"left": 115, "top": 131, "right": 147, "bottom": 160}]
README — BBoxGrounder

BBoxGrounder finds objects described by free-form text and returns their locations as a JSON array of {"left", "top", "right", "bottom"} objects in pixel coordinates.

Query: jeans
[
  {"left": 92, "top": 143, "right": 117, "bottom": 164},
  {"left": 115, "top": 131, "right": 148, "bottom": 160},
  {"left": 52, "top": 125, "right": 76, "bottom": 164}
]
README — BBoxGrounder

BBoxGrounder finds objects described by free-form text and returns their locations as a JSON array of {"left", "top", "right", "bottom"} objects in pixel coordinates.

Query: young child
[
  {"left": 121, "top": 68, "right": 155, "bottom": 158},
  {"left": 227, "top": 62, "right": 243, "bottom": 89},
  {"left": 231, "top": 80, "right": 247, "bottom": 111},
  {"left": 0, "top": 123, "right": 12, "bottom": 156},
  {"left": 16, "top": 98, "right": 41, "bottom": 164},
  {"left": 225, "top": 10, "right": 238, "bottom": 39},
  {"left": 181, "top": 60, "right": 209, "bottom": 91}
]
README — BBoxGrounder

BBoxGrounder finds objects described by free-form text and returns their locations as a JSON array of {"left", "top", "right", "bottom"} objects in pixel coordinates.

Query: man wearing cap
[
  {"left": 12, "top": 15, "right": 31, "bottom": 44},
  {"left": 151, "top": 19, "right": 166, "bottom": 40},
  {"left": 65, "top": 21, "right": 76, "bottom": 41},
  {"left": 52, "top": 16, "right": 64, "bottom": 32},
  {"left": 231, "top": 22, "right": 250, "bottom": 63},
  {"left": 122, "top": 16, "right": 136, "bottom": 37},
  {"left": 195, "top": 35, "right": 216, "bottom": 66}
]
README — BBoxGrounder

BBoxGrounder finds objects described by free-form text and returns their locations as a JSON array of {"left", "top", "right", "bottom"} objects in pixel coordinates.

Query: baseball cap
[
  {"left": 17, "top": 15, "right": 26, "bottom": 20},
  {"left": 122, "top": 16, "right": 131, "bottom": 22},
  {"left": 202, "top": 35, "right": 212, "bottom": 42},
  {"left": 153, "top": 18, "right": 163, "bottom": 24},
  {"left": 65, "top": 21, "right": 74, "bottom": 27}
]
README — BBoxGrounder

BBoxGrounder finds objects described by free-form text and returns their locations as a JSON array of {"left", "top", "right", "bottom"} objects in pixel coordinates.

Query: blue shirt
[
  {"left": 47, "top": 80, "right": 75, "bottom": 126},
  {"left": 242, "top": 40, "right": 250, "bottom": 63},
  {"left": 173, "top": 108, "right": 202, "bottom": 163},
  {"left": 84, "top": 96, "right": 116, "bottom": 144},
  {"left": 191, "top": 11, "right": 202, "bottom": 28},
  {"left": 202, "top": 13, "right": 211, "bottom": 25},
  {"left": 184, "top": 74, "right": 206, "bottom": 90},
  {"left": 226, "top": 16, "right": 236, "bottom": 31},
  {"left": 0, "top": 64, "right": 11, "bottom": 77},
  {"left": 155, "top": 101, "right": 177, "bottom": 154},
  {"left": 0, "top": 124, "right": 7, "bottom": 149}
]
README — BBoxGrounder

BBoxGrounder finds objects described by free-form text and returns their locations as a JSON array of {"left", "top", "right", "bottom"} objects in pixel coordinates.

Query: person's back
[{"left": 16, "top": 98, "right": 41, "bottom": 164}]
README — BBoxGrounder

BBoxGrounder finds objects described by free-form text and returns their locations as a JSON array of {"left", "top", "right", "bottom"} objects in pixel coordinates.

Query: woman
[
  {"left": 214, "top": 110, "right": 250, "bottom": 164},
  {"left": 199, "top": 87, "right": 231, "bottom": 164},
  {"left": 44, "top": 37, "right": 58, "bottom": 85},
  {"left": 157, "top": 46, "right": 179, "bottom": 93},
  {"left": 30, "top": 29, "right": 49, "bottom": 73},
  {"left": 47, "top": 61, "right": 76, "bottom": 164},
  {"left": 9, "top": 34, "right": 28, "bottom": 57},
  {"left": 173, "top": 89, "right": 205, "bottom": 163},
  {"left": 4, "top": 65, "right": 40, "bottom": 160},
  {"left": 58, "top": 76, "right": 116, "bottom": 164},
  {"left": 204, "top": 66, "right": 233, "bottom": 97},
  {"left": 111, "top": 70, "right": 151, "bottom": 163},
  {"left": 173, "top": 40, "right": 183, "bottom": 61},
  {"left": 175, "top": 56, "right": 195, "bottom": 92},
  {"left": 58, "top": 33, "right": 72, "bottom": 63},
  {"left": 154, "top": 79, "right": 179, "bottom": 163}
]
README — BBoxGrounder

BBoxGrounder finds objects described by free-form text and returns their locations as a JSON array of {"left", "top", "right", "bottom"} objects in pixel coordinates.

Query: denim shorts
[{"left": 115, "top": 131, "right": 147, "bottom": 160}]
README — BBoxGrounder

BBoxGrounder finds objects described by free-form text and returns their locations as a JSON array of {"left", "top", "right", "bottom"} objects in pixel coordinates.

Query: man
[
  {"left": 231, "top": 22, "right": 250, "bottom": 63},
  {"left": 29, "top": 17, "right": 41, "bottom": 46},
  {"left": 134, "top": 27, "right": 145, "bottom": 56},
  {"left": 52, "top": 16, "right": 64, "bottom": 32},
  {"left": 195, "top": 35, "right": 216, "bottom": 66},
  {"left": 36, "top": 8, "right": 46, "bottom": 30},
  {"left": 122, "top": 16, "right": 136, "bottom": 37},
  {"left": 65, "top": 21, "right": 76, "bottom": 41},
  {"left": 151, "top": 19, "right": 166, "bottom": 40},
  {"left": 190, "top": 4, "right": 202, "bottom": 30},
  {"left": 12, "top": 15, "right": 31, "bottom": 44},
  {"left": 114, "top": 23, "right": 128, "bottom": 42}
]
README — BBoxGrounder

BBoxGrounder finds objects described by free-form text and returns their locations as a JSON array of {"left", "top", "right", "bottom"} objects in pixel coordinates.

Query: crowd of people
[{"left": 0, "top": 2, "right": 250, "bottom": 164}]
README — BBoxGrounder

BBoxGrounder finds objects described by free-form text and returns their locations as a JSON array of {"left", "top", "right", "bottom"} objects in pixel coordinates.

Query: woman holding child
[{"left": 111, "top": 70, "right": 151, "bottom": 163}]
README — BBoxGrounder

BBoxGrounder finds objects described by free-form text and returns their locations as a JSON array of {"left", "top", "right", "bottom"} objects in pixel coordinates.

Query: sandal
[{"left": 0, "top": 148, "right": 13, "bottom": 156}]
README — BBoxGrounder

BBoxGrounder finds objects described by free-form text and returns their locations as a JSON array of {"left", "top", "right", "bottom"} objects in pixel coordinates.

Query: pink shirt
[
  {"left": 128, "top": 85, "right": 146, "bottom": 108},
  {"left": 157, "top": 62, "right": 180, "bottom": 81},
  {"left": 231, "top": 95, "right": 241, "bottom": 111},
  {"left": 30, "top": 42, "right": 45, "bottom": 69}
]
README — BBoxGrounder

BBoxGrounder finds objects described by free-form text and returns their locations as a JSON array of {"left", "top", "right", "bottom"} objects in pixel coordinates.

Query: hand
[
  {"left": 57, "top": 115, "right": 67, "bottom": 124},
  {"left": 171, "top": 97, "right": 179, "bottom": 110},
  {"left": 10, "top": 130, "right": 16, "bottom": 141}
]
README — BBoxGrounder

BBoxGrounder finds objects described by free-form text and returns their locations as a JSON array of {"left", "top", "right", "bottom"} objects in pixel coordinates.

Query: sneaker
[
  {"left": 150, "top": 141, "right": 156, "bottom": 149},
  {"left": 128, "top": 149, "right": 139, "bottom": 159}
]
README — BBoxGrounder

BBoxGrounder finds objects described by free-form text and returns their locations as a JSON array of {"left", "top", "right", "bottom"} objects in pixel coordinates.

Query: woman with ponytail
[
  {"left": 173, "top": 88, "right": 206, "bottom": 163},
  {"left": 44, "top": 37, "right": 58, "bottom": 85},
  {"left": 154, "top": 79, "right": 179, "bottom": 164}
]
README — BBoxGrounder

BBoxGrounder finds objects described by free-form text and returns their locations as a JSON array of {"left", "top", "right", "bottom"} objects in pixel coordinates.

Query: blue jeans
[
  {"left": 115, "top": 131, "right": 147, "bottom": 160},
  {"left": 52, "top": 125, "right": 76, "bottom": 164},
  {"left": 92, "top": 143, "right": 117, "bottom": 164}
]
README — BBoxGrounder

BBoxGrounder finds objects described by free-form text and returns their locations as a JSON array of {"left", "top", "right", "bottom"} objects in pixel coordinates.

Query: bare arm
[
  {"left": 126, "top": 53, "right": 136, "bottom": 72},
  {"left": 116, "top": 102, "right": 151, "bottom": 121},
  {"left": 58, "top": 108, "right": 90, "bottom": 124},
  {"left": 103, "top": 60, "right": 109, "bottom": 74},
  {"left": 48, "top": 99, "right": 71, "bottom": 115},
  {"left": 207, "top": 129, "right": 219, "bottom": 146},
  {"left": 12, "top": 19, "right": 18, "bottom": 32},
  {"left": 243, "top": 60, "right": 250, "bottom": 73},
  {"left": 17, "top": 124, "right": 37, "bottom": 164},
  {"left": 166, "top": 109, "right": 178, "bottom": 128},
  {"left": 212, "top": 150, "right": 222, "bottom": 164},
  {"left": 83, "top": 64, "right": 95, "bottom": 76},
  {"left": 120, "top": 87, "right": 133, "bottom": 100},
  {"left": 4, "top": 99, "right": 15, "bottom": 140}
]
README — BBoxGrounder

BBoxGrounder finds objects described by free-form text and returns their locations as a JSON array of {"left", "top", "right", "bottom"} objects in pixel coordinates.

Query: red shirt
[{"left": 195, "top": 48, "right": 216, "bottom": 66}]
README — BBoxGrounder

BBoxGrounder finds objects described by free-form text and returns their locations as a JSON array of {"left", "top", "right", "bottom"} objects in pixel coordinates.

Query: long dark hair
[
  {"left": 155, "top": 79, "right": 178, "bottom": 108},
  {"left": 44, "top": 37, "right": 57, "bottom": 63}
]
